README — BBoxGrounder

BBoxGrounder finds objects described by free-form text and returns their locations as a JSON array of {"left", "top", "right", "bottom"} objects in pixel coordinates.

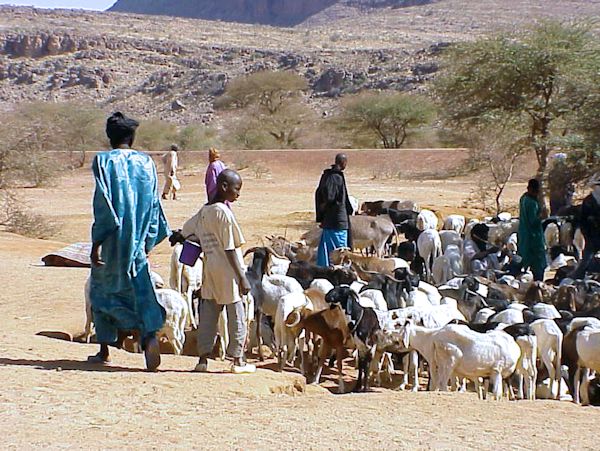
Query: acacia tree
[
  {"left": 338, "top": 91, "right": 435, "bottom": 148},
  {"left": 435, "top": 21, "right": 600, "bottom": 209},
  {"left": 218, "top": 70, "right": 312, "bottom": 148},
  {"left": 467, "top": 124, "right": 528, "bottom": 214}
]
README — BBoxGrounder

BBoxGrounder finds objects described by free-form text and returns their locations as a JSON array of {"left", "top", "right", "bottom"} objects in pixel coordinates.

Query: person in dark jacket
[
  {"left": 570, "top": 173, "right": 600, "bottom": 279},
  {"left": 315, "top": 153, "right": 353, "bottom": 267}
]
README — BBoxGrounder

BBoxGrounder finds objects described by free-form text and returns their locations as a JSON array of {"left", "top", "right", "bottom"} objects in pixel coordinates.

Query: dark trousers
[{"left": 570, "top": 246, "right": 597, "bottom": 280}]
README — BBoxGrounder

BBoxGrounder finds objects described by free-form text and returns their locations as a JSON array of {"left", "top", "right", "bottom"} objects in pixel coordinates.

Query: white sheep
[
  {"left": 169, "top": 243, "right": 202, "bottom": 328},
  {"left": 530, "top": 319, "right": 563, "bottom": 400},
  {"left": 443, "top": 214, "right": 466, "bottom": 234},
  {"left": 489, "top": 306, "right": 524, "bottom": 325},
  {"left": 359, "top": 289, "right": 388, "bottom": 311},
  {"left": 155, "top": 288, "right": 188, "bottom": 355},
  {"left": 432, "top": 324, "right": 521, "bottom": 400},
  {"left": 574, "top": 327, "right": 600, "bottom": 405},
  {"left": 544, "top": 222, "right": 560, "bottom": 249},
  {"left": 531, "top": 303, "right": 560, "bottom": 319},
  {"left": 432, "top": 244, "right": 463, "bottom": 286},
  {"left": 507, "top": 233, "right": 518, "bottom": 253},
  {"left": 417, "top": 228, "right": 442, "bottom": 283},
  {"left": 574, "top": 228, "right": 585, "bottom": 261},
  {"left": 488, "top": 219, "right": 519, "bottom": 247},
  {"left": 439, "top": 230, "right": 463, "bottom": 254},
  {"left": 417, "top": 209, "right": 439, "bottom": 231},
  {"left": 514, "top": 334, "right": 538, "bottom": 400}
]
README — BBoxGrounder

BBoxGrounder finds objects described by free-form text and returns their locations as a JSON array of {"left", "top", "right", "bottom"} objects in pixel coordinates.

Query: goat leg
[
  {"left": 336, "top": 345, "right": 345, "bottom": 394},
  {"left": 256, "top": 311, "right": 264, "bottom": 362}
]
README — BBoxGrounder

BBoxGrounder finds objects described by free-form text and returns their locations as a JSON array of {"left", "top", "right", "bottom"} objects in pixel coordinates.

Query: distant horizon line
[{"left": 0, "top": 2, "right": 115, "bottom": 11}]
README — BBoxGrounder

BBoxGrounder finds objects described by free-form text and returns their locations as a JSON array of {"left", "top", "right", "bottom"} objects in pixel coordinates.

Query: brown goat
[
  {"left": 522, "top": 281, "right": 553, "bottom": 307},
  {"left": 286, "top": 305, "right": 353, "bottom": 393}
]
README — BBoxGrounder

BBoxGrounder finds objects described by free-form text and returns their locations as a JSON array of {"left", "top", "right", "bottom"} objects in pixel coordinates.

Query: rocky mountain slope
[
  {"left": 0, "top": 1, "right": 598, "bottom": 124},
  {"left": 108, "top": 0, "right": 433, "bottom": 26}
]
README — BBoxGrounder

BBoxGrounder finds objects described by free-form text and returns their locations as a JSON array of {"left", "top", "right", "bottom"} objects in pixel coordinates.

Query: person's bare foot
[
  {"left": 143, "top": 335, "right": 161, "bottom": 372},
  {"left": 161, "top": 193, "right": 168, "bottom": 200}
]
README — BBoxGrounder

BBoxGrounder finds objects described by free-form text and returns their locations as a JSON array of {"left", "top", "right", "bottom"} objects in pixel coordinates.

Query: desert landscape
[
  {"left": 2, "top": 148, "right": 600, "bottom": 449},
  {"left": 2, "top": 0, "right": 600, "bottom": 448}
]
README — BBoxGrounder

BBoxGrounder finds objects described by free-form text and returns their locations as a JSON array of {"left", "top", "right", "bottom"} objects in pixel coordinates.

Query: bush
[{"left": 0, "top": 190, "right": 59, "bottom": 239}]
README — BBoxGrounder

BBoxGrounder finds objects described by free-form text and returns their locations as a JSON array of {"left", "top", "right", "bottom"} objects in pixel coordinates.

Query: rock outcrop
[{"left": 109, "top": 0, "right": 339, "bottom": 26}]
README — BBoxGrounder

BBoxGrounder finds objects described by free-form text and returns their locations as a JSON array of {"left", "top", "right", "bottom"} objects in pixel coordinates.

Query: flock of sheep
[{"left": 83, "top": 199, "right": 600, "bottom": 405}]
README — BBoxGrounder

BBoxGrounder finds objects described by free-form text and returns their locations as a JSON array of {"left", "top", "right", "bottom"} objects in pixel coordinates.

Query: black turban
[
  {"left": 471, "top": 223, "right": 490, "bottom": 251},
  {"left": 106, "top": 112, "right": 139, "bottom": 143}
]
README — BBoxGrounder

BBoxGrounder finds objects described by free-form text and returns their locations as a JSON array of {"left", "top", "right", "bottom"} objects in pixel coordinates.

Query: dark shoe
[
  {"left": 193, "top": 357, "right": 208, "bottom": 372},
  {"left": 87, "top": 352, "right": 110, "bottom": 364},
  {"left": 161, "top": 194, "right": 168, "bottom": 200},
  {"left": 143, "top": 336, "right": 161, "bottom": 372}
]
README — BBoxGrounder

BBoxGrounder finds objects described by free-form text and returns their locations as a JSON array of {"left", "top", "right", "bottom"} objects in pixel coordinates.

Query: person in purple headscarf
[{"left": 205, "top": 148, "right": 227, "bottom": 203}]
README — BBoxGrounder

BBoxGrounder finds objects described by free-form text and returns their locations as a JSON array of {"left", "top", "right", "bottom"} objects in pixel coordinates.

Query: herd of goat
[{"left": 83, "top": 199, "right": 600, "bottom": 405}]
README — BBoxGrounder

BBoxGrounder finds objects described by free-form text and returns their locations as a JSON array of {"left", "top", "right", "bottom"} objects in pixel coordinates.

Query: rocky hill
[
  {"left": 0, "top": 1, "right": 598, "bottom": 124},
  {"left": 108, "top": 0, "right": 433, "bottom": 26}
]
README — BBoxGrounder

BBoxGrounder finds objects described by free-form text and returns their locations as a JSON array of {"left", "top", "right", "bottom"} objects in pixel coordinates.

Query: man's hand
[
  {"left": 239, "top": 275, "right": 251, "bottom": 296},
  {"left": 90, "top": 242, "right": 105, "bottom": 267}
]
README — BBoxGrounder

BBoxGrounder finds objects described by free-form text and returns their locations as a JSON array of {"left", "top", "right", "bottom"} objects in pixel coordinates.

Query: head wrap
[
  {"left": 209, "top": 147, "right": 220, "bottom": 162},
  {"left": 106, "top": 112, "right": 139, "bottom": 144},
  {"left": 170, "top": 144, "right": 179, "bottom": 152},
  {"left": 471, "top": 223, "right": 490, "bottom": 250}
]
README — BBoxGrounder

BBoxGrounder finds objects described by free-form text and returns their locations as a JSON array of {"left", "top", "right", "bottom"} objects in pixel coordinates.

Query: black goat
[
  {"left": 326, "top": 287, "right": 380, "bottom": 392},
  {"left": 287, "top": 261, "right": 357, "bottom": 289}
]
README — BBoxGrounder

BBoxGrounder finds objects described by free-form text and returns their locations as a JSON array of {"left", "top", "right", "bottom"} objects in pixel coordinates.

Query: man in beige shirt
[
  {"left": 183, "top": 169, "right": 255, "bottom": 374},
  {"left": 162, "top": 144, "right": 180, "bottom": 200}
]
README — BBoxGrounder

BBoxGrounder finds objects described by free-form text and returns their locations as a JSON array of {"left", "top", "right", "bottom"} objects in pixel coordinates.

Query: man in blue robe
[{"left": 88, "top": 112, "right": 170, "bottom": 371}]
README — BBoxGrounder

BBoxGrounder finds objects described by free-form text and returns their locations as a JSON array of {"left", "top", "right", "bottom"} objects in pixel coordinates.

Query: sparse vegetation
[
  {"left": 436, "top": 21, "right": 600, "bottom": 208},
  {"left": 218, "top": 71, "right": 315, "bottom": 149},
  {"left": 336, "top": 92, "right": 436, "bottom": 149},
  {"left": 0, "top": 190, "right": 59, "bottom": 239}
]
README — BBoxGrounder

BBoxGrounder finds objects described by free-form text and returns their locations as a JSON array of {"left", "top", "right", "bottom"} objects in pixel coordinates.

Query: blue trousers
[{"left": 317, "top": 228, "right": 348, "bottom": 267}]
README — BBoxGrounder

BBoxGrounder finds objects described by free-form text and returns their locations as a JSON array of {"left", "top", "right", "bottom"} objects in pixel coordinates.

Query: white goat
[
  {"left": 574, "top": 228, "right": 585, "bottom": 261},
  {"left": 439, "top": 230, "right": 463, "bottom": 254},
  {"left": 488, "top": 220, "right": 519, "bottom": 247},
  {"left": 417, "top": 228, "right": 442, "bottom": 283},
  {"left": 544, "top": 223, "right": 560, "bottom": 249},
  {"left": 514, "top": 334, "right": 538, "bottom": 400},
  {"left": 169, "top": 243, "right": 202, "bottom": 328},
  {"left": 507, "top": 233, "right": 518, "bottom": 253},
  {"left": 359, "top": 289, "right": 388, "bottom": 311},
  {"left": 431, "top": 324, "right": 521, "bottom": 400},
  {"left": 443, "top": 214, "right": 466, "bottom": 234},
  {"left": 417, "top": 209, "right": 439, "bottom": 231},
  {"left": 574, "top": 327, "right": 600, "bottom": 405},
  {"left": 530, "top": 319, "right": 563, "bottom": 400},
  {"left": 155, "top": 288, "right": 188, "bottom": 355},
  {"left": 432, "top": 244, "right": 463, "bottom": 286},
  {"left": 531, "top": 303, "right": 560, "bottom": 319}
]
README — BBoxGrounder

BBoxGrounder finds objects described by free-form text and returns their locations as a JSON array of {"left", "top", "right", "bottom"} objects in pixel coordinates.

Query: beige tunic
[
  {"left": 185, "top": 203, "right": 246, "bottom": 305},
  {"left": 162, "top": 151, "right": 179, "bottom": 194}
]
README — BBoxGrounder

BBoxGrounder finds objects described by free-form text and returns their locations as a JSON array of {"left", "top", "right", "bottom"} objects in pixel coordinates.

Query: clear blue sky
[{"left": 0, "top": 1, "right": 115, "bottom": 10}]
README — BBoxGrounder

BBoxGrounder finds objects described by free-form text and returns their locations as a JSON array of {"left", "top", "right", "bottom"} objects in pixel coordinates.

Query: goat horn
[
  {"left": 243, "top": 247, "right": 262, "bottom": 257},
  {"left": 285, "top": 309, "right": 302, "bottom": 328},
  {"left": 264, "top": 245, "right": 287, "bottom": 260}
]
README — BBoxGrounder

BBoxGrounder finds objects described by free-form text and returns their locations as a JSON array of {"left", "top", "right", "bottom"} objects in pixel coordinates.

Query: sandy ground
[{"left": 2, "top": 149, "right": 599, "bottom": 450}]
